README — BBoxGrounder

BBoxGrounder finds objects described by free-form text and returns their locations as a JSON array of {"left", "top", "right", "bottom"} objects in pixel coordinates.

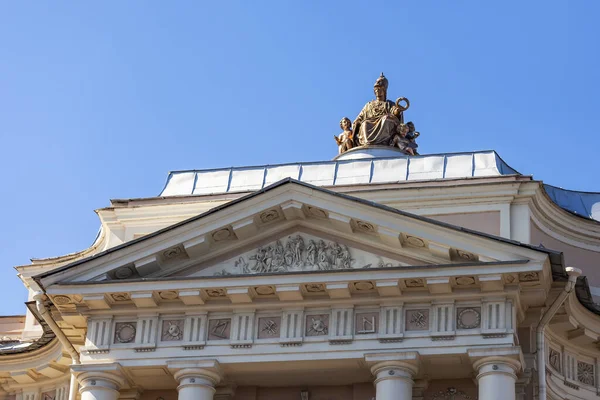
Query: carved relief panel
[
  {"left": 305, "top": 314, "right": 330, "bottom": 337},
  {"left": 257, "top": 316, "right": 281, "bottom": 339},
  {"left": 406, "top": 309, "right": 430, "bottom": 331},
  {"left": 355, "top": 312, "right": 378, "bottom": 335},
  {"left": 161, "top": 319, "right": 184, "bottom": 341},
  {"left": 578, "top": 361, "right": 595, "bottom": 386},
  {"left": 548, "top": 347, "right": 561, "bottom": 373},
  {"left": 456, "top": 307, "right": 481, "bottom": 330},
  {"left": 207, "top": 318, "right": 231, "bottom": 340},
  {"left": 114, "top": 322, "right": 137, "bottom": 344}
]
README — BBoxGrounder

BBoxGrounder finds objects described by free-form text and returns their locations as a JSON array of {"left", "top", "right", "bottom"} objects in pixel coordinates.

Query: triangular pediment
[{"left": 36, "top": 179, "right": 553, "bottom": 287}]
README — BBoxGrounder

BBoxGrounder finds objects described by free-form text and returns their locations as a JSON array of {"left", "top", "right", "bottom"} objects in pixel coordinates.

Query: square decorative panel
[
  {"left": 114, "top": 322, "right": 137, "bottom": 344},
  {"left": 548, "top": 348, "right": 561, "bottom": 373},
  {"left": 405, "top": 309, "right": 429, "bottom": 331},
  {"left": 578, "top": 361, "right": 595, "bottom": 386},
  {"left": 456, "top": 307, "right": 481, "bottom": 329},
  {"left": 305, "top": 314, "right": 329, "bottom": 336},
  {"left": 257, "top": 317, "right": 281, "bottom": 339},
  {"left": 161, "top": 319, "right": 184, "bottom": 341},
  {"left": 207, "top": 318, "right": 231, "bottom": 340},
  {"left": 355, "top": 312, "right": 378, "bottom": 334}
]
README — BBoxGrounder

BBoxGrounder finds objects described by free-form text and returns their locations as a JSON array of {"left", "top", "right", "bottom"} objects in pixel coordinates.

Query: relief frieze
[{"left": 192, "top": 232, "right": 404, "bottom": 277}]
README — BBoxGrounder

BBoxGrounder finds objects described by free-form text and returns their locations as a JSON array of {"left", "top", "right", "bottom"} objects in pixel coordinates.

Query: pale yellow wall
[{"left": 427, "top": 211, "right": 501, "bottom": 237}]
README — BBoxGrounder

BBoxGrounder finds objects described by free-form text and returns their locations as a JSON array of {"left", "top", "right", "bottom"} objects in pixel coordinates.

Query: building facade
[{"left": 3, "top": 142, "right": 600, "bottom": 400}]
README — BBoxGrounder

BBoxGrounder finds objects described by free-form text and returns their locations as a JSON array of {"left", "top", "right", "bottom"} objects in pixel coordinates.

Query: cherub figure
[
  {"left": 390, "top": 123, "right": 416, "bottom": 156},
  {"left": 405, "top": 121, "right": 420, "bottom": 155},
  {"left": 334, "top": 117, "right": 354, "bottom": 154}
]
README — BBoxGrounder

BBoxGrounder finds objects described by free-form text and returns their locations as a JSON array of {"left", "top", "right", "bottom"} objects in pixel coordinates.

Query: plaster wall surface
[
  {"left": 427, "top": 212, "right": 501, "bottom": 237},
  {"left": 531, "top": 222, "right": 600, "bottom": 289}
]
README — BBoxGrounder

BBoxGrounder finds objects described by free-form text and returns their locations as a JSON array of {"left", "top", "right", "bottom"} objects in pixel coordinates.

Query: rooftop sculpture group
[{"left": 334, "top": 73, "right": 420, "bottom": 155}]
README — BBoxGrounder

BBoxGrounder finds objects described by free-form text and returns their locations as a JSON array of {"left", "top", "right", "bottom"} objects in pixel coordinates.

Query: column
[
  {"left": 473, "top": 357, "right": 520, "bottom": 400},
  {"left": 77, "top": 371, "right": 124, "bottom": 400},
  {"left": 371, "top": 362, "right": 417, "bottom": 400},
  {"left": 365, "top": 352, "right": 419, "bottom": 400},
  {"left": 171, "top": 361, "right": 221, "bottom": 400}
]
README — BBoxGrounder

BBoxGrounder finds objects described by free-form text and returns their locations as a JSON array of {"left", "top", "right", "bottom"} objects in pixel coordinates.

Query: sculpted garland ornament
[{"left": 114, "top": 323, "right": 136, "bottom": 344}]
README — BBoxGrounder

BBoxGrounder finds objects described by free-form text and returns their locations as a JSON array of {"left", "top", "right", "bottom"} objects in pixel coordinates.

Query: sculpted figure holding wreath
[{"left": 352, "top": 73, "right": 410, "bottom": 147}]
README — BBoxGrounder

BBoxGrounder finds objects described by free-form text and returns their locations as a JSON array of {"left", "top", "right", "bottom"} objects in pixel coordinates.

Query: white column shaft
[
  {"left": 477, "top": 361, "right": 517, "bottom": 400},
  {"left": 174, "top": 368, "right": 220, "bottom": 400},
  {"left": 178, "top": 378, "right": 215, "bottom": 400},
  {"left": 374, "top": 367, "right": 414, "bottom": 400}
]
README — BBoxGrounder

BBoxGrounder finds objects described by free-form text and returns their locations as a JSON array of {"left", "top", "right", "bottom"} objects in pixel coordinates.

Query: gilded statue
[
  {"left": 335, "top": 73, "right": 420, "bottom": 156},
  {"left": 334, "top": 117, "right": 354, "bottom": 154}
]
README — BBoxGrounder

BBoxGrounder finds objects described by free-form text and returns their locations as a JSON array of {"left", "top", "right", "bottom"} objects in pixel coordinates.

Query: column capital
[
  {"left": 365, "top": 352, "right": 420, "bottom": 382},
  {"left": 168, "top": 359, "right": 222, "bottom": 389},
  {"left": 468, "top": 347, "right": 523, "bottom": 370},
  {"left": 472, "top": 357, "right": 521, "bottom": 381},
  {"left": 71, "top": 363, "right": 126, "bottom": 393}
]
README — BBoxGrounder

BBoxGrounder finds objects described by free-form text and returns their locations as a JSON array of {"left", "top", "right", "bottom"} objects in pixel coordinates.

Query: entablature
[{"left": 75, "top": 293, "right": 521, "bottom": 365}]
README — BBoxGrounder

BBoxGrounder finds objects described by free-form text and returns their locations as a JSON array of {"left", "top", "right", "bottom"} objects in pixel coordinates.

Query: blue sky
[{"left": 1, "top": 1, "right": 599, "bottom": 315}]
